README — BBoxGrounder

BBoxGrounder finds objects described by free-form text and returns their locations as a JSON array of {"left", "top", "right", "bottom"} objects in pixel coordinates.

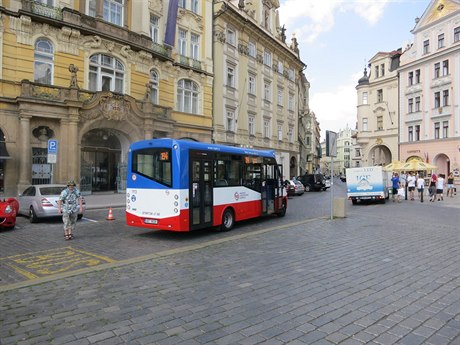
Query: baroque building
[
  {"left": 355, "top": 49, "right": 401, "bottom": 167},
  {"left": 398, "top": 0, "right": 460, "bottom": 177},
  {"left": 212, "top": 0, "right": 306, "bottom": 178},
  {"left": 0, "top": 0, "right": 214, "bottom": 195}
]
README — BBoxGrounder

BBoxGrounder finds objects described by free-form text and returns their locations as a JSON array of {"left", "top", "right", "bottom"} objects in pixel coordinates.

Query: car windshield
[{"left": 39, "top": 186, "right": 65, "bottom": 196}]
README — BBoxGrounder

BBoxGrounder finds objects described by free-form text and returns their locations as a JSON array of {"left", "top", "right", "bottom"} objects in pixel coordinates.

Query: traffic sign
[
  {"left": 47, "top": 153, "right": 57, "bottom": 164},
  {"left": 48, "top": 139, "right": 58, "bottom": 154}
]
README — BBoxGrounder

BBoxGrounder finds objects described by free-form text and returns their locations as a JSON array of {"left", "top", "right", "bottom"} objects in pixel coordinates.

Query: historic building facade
[
  {"left": 398, "top": 0, "right": 460, "bottom": 177},
  {"left": 355, "top": 49, "right": 401, "bottom": 167},
  {"left": 0, "top": 0, "right": 214, "bottom": 195},
  {"left": 212, "top": 0, "right": 306, "bottom": 178}
]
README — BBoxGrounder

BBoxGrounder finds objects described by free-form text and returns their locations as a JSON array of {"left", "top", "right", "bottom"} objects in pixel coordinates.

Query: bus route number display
[{"left": 160, "top": 151, "right": 169, "bottom": 161}]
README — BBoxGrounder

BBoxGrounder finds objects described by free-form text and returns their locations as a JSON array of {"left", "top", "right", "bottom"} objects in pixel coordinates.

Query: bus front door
[
  {"left": 262, "top": 164, "right": 276, "bottom": 215},
  {"left": 189, "top": 155, "right": 213, "bottom": 230}
]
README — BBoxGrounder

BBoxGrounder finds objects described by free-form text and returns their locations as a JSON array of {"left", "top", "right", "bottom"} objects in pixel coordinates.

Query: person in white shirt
[
  {"left": 436, "top": 174, "right": 445, "bottom": 201},
  {"left": 407, "top": 171, "right": 416, "bottom": 201},
  {"left": 416, "top": 174, "right": 425, "bottom": 202}
]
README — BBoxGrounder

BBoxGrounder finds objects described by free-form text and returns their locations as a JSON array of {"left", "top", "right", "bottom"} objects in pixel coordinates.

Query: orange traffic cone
[{"left": 106, "top": 207, "right": 115, "bottom": 221}]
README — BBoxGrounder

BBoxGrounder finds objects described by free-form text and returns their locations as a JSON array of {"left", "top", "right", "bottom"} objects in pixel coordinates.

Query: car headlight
[{"left": 4, "top": 205, "right": 12, "bottom": 214}]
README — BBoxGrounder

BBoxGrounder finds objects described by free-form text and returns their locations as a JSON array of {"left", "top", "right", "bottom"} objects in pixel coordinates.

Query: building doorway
[{"left": 81, "top": 129, "right": 121, "bottom": 193}]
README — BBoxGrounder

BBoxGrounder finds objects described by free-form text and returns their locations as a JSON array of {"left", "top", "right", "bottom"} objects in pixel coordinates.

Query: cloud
[
  {"left": 310, "top": 72, "right": 362, "bottom": 140},
  {"left": 279, "top": 0, "right": 390, "bottom": 43}
]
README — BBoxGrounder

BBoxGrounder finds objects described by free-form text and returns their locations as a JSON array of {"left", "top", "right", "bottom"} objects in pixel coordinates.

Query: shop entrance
[{"left": 81, "top": 129, "right": 121, "bottom": 193}]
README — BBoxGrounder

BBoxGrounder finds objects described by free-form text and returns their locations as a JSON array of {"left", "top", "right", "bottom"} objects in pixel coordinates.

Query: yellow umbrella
[
  {"left": 401, "top": 160, "right": 437, "bottom": 171},
  {"left": 383, "top": 160, "right": 405, "bottom": 171}
]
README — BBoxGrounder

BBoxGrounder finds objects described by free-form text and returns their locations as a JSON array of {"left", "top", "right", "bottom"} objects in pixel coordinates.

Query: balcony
[{"left": 24, "top": 0, "right": 62, "bottom": 20}]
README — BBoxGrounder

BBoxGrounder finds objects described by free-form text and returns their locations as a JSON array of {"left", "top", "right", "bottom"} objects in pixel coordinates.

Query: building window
[
  {"left": 362, "top": 92, "right": 368, "bottom": 105},
  {"left": 377, "top": 116, "right": 383, "bottom": 130},
  {"left": 408, "top": 126, "right": 413, "bottom": 142},
  {"left": 248, "top": 116, "right": 255, "bottom": 136},
  {"left": 443, "top": 90, "right": 449, "bottom": 106},
  {"left": 434, "top": 122, "right": 440, "bottom": 139},
  {"left": 178, "top": 0, "right": 186, "bottom": 8},
  {"left": 227, "top": 66, "right": 235, "bottom": 88},
  {"left": 443, "top": 121, "right": 448, "bottom": 138},
  {"left": 248, "top": 74, "right": 256, "bottom": 95},
  {"left": 277, "top": 88, "right": 283, "bottom": 106},
  {"left": 408, "top": 98, "right": 413, "bottom": 113},
  {"left": 227, "top": 28, "right": 235, "bottom": 46},
  {"left": 362, "top": 118, "right": 368, "bottom": 131},
  {"left": 415, "top": 69, "right": 420, "bottom": 83},
  {"left": 177, "top": 79, "right": 199, "bottom": 114},
  {"left": 248, "top": 41, "right": 256, "bottom": 58},
  {"left": 264, "top": 119, "right": 270, "bottom": 138},
  {"left": 263, "top": 50, "right": 272, "bottom": 67},
  {"left": 377, "top": 89, "right": 383, "bottom": 103},
  {"left": 104, "top": 0, "right": 124, "bottom": 26},
  {"left": 423, "top": 39, "right": 430, "bottom": 54},
  {"left": 190, "top": 33, "right": 200, "bottom": 60},
  {"left": 277, "top": 124, "right": 282, "bottom": 141},
  {"left": 264, "top": 81, "right": 271, "bottom": 101},
  {"left": 434, "top": 62, "right": 440, "bottom": 78},
  {"left": 288, "top": 126, "right": 293, "bottom": 143},
  {"left": 374, "top": 65, "right": 379, "bottom": 78},
  {"left": 415, "top": 96, "right": 421, "bottom": 112},
  {"left": 149, "top": 69, "right": 159, "bottom": 104},
  {"left": 408, "top": 72, "right": 413, "bottom": 85},
  {"left": 287, "top": 69, "right": 295, "bottom": 81},
  {"left": 288, "top": 93, "right": 294, "bottom": 111},
  {"left": 455, "top": 26, "right": 460, "bottom": 42},
  {"left": 442, "top": 60, "right": 449, "bottom": 75},
  {"left": 226, "top": 109, "right": 235, "bottom": 132},
  {"left": 191, "top": 0, "right": 198, "bottom": 14},
  {"left": 438, "top": 33, "right": 445, "bottom": 49},
  {"left": 34, "top": 38, "right": 54, "bottom": 85},
  {"left": 89, "top": 54, "right": 124, "bottom": 93},
  {"left": 278, "top": 61, "right": 284, "bottom": 74},
  {"left": 87, "top": 0, "right": 96, "bottom": 16},
  {"left": 434, "top": 92, "right": 441, "bottom": 108},
  {"left": 150, "top": 15, "right": 159, "bottom": 43},
  {"left": 178, "top": 29, "right": 187, "bottom": 56},
  {"left": 415, "top": 125, "right": 420, "bottom": 141},
  {"left": 380, "top": 64, "right": 385, "bottom": 77}
]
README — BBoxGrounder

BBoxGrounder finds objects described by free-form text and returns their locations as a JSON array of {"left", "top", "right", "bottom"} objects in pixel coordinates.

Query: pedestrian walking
[
  {"left": 436, "top": 174, "right": 445, "bottom": 201},
  {"left": 417, "top": 174, "right": 425, "bottom": 202},
  {"left": 391, "top": 172, "right": 401, "bottom": 203},
  {"left": 429, "top": 173, "right": 437, "bottom": 202},
  {"left": 407, "top": 171, "right": 416, "bottom": 200},
  {"left": 447, "top": 172, "right": 455, "bottom": 198},
  {"left": 57, "top": 180, "right": 83, "bottom": 240}
]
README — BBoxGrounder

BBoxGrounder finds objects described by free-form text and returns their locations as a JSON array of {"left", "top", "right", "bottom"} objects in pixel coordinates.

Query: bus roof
[{"left": 129, "top": 138, "right": 276, "bottom": 158}]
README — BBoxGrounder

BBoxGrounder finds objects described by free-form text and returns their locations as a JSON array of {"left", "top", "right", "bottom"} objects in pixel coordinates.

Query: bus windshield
[{"left": 132, "top": 148, "right": 172, "bottom": 187}]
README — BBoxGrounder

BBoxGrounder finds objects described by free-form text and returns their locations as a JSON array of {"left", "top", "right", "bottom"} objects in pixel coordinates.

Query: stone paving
[{"left": 1, "top": 201, "right": 460, "bottom": 345}]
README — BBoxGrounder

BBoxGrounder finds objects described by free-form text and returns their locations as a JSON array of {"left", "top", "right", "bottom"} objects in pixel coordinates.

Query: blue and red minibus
[{"left": 126, "top": 138, "right": 287, "bottom": 232}]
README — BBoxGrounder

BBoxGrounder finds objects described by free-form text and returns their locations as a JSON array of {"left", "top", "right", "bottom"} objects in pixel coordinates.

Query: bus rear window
[{"left": 132, "top": 148, "right": 172, "bottom": 187}]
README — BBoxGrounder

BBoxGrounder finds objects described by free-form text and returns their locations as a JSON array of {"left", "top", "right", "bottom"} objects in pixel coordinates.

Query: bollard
[{"left": 333, "top": 197, "right": 346, "bottom": 218}]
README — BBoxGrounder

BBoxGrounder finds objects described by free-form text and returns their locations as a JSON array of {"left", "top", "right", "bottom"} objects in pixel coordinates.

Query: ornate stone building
[
  {"left": 0, "top": 0, "right": 214, "bottom": 195},
  {"left": 212, "top": 0, "right": 306, "bottom": 178}
]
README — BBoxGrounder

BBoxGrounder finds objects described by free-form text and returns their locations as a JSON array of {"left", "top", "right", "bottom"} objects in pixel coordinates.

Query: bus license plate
[{"left": 144, "top": 219, "right": 158, "bottom": 224}]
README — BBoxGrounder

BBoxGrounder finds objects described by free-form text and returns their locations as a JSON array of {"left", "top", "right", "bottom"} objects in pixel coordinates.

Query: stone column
[
  {"left": 96, "top": 0, "right": 104, "bottom": 19},
  {"left": 18, "top": 115, "right": 32, "bottom": 191}
]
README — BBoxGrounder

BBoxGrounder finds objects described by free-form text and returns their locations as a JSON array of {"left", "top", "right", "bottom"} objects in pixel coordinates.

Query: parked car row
[
  {"left": 0, "top": 184, "right": 86, "bottom": 229},
  {"left": 295, "top": 174, "right": 330, "bottom": 192}
]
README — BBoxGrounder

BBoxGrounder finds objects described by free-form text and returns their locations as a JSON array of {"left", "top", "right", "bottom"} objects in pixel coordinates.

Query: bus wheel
[
  {"left": 220, "top": 208, "right": 234, "bottom": 231},
  {"left": 277, "top": 201, "right": 287, "bottom": 217}
]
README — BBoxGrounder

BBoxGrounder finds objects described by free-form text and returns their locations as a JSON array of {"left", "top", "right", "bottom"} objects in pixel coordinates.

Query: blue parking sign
[{"left": 48, "top": 139, "right": 58, "bottom": 154}]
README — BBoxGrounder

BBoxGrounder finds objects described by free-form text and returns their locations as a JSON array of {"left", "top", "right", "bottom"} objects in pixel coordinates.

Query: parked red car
[{"left": 0, "top": 197, "right": 19, "bottom": 230}]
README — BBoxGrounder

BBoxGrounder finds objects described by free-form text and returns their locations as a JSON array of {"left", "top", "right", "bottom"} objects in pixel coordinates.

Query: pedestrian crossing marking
[{"left": 0, "top": 247, "right": 115, "bottom": 279}]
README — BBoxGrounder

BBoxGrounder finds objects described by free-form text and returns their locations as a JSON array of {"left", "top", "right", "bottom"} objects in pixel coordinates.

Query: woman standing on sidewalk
[
  {"left": 447, "top": 173, "right": 455, "bottom": 198},
  {"left": 57, "top": 180, "right": 83, "bottom": 240}
]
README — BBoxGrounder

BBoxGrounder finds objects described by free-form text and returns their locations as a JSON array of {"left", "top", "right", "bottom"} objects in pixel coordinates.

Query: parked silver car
[{"left": 18, "top": 184, "right": 85, "bottom": 223}]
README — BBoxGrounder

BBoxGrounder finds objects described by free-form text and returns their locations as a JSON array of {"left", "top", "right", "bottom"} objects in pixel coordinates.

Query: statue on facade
[
  {"left": 69, "top": 64, "right": 79, "bottom": 89},
  {"left": 279, "top": 25, "right": 286, "bottom": 42}
]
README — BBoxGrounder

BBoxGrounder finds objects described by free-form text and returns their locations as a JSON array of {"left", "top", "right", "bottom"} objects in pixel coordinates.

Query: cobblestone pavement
[{"left": 1, "top": 198, "right": 460, "bottom": 345}]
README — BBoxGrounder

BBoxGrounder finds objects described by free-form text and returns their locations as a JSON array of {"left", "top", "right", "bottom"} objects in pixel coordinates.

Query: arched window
[
  {"left": 177, "top": 79, "right": 199, "bottom": 114},
  {"left": 89, "top": 54, "right": 124, "bottom": 93},
  {"left": 149, "top": 69, "right": 159, "bottom": 104},
  {"left": 34, "top": 38, "right": 54, "bottom": 85}
]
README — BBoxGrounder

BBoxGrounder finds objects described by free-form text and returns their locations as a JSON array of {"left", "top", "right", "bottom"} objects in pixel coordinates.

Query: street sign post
[{"left": 47, "top": 139, "right": 58, "bottom": 164}]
